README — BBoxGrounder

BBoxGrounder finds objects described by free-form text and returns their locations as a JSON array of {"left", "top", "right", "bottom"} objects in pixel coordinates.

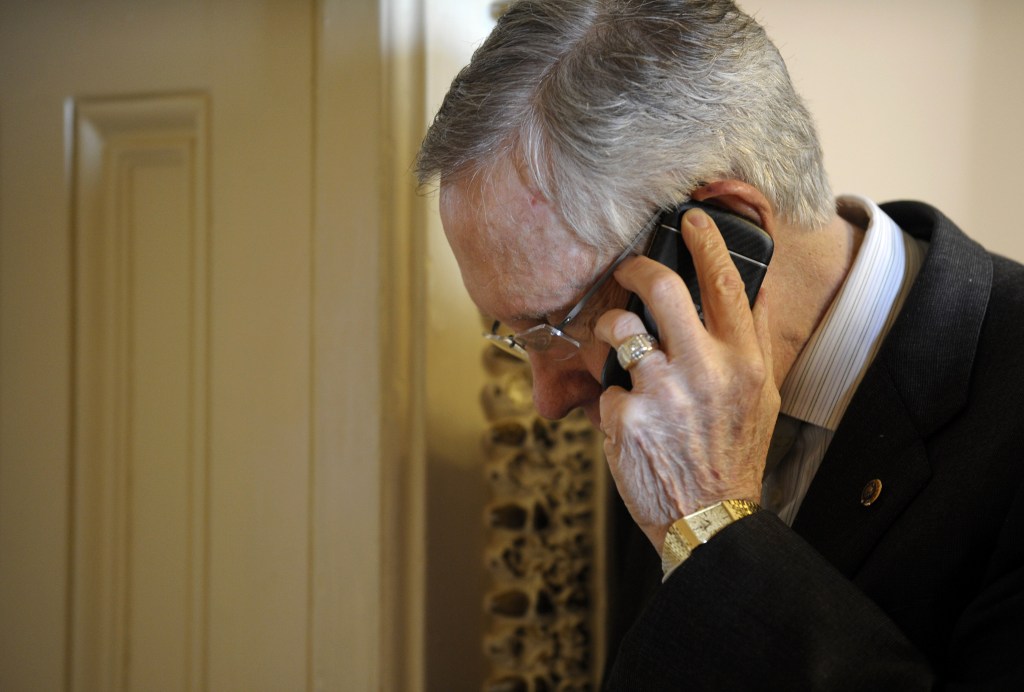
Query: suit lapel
[
  {"left": 792, "top": 366, "right": 929, "bottom": 575},
  {"left": 792, "top": 202, "right": 992, "bottom": 576}
]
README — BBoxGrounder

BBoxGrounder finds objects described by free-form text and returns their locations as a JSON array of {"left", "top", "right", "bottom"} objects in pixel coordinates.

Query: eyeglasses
[{"left": 485, "top": 216, "right": 655, "bottom": 361}]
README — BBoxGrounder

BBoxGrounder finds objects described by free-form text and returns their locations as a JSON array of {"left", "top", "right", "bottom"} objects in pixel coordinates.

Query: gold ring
[{"left": 616, "top": 333, "right": 659, "bottom": 371}]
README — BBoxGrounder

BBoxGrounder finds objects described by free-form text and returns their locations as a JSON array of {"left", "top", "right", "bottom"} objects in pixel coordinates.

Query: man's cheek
[{"left": 581, "top": 342, "right": 612, "bottom": 386}]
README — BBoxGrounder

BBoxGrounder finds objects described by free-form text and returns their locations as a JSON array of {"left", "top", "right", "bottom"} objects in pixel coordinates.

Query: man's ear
[{"left": 690, "top": 180, "right": 776, "bottom": 235}]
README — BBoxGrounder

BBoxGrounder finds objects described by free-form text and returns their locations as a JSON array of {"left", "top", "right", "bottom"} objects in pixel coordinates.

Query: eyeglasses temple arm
[{"left": 556, "top": 215, "right": 658, "bottom": 328}]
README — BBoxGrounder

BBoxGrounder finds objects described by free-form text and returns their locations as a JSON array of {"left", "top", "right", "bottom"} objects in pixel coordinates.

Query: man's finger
[
  {"left": 680, "top": 208, "right": 758, "bottom": 350},
  {"left": 594, "top": 308, "right": 668, "bottom": 386},
  {"left": 609, "top": 255, "right": 705, "bottom": 354}
]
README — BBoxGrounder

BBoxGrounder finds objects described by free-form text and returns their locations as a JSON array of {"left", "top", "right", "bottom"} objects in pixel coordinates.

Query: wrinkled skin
[
  {"left": 440, "top": 163, "right": 782, "bottom": 553},
  {"left": 594, "top": 211, "right": 779, "bottom": 552}
]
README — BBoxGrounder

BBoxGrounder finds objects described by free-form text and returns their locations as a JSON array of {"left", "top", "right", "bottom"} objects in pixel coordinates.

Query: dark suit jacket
[{"left": 606, "top": 202, "right": 1024, "bottom": 690}]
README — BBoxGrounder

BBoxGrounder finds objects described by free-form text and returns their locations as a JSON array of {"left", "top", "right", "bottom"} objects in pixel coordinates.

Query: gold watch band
[{"left": 661, "top": 499, "right": 761, "bottom": 578}]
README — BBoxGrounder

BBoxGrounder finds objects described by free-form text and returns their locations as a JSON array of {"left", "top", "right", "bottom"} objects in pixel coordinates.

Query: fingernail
[{"left": 686, "top": 209, "right": 709, "bottom": 229}]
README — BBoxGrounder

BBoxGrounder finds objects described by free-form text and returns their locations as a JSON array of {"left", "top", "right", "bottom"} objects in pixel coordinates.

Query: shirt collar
[{"left": 779, "top": 195, "right": 924, "bottom": 430}]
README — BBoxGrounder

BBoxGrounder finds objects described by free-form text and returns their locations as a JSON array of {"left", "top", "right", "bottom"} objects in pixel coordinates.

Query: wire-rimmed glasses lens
[
  {"left": 485, "top": 322, "right": 581, "bottom": 361},
  {"left": 482, "top": 212, "right": 656, "bottom": 361}
]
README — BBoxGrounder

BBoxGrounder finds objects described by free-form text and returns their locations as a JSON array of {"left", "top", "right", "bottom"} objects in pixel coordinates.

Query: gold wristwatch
[{"left": 661, "top": 499, "right": 761, "bottom": 578}]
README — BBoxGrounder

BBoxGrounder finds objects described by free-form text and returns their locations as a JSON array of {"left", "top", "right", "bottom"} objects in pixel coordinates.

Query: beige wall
[{"left": 749, "top": 0, "right": 1024, "bottom": 261}]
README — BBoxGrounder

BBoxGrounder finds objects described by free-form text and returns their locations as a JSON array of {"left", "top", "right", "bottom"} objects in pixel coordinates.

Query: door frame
[{"left": 313, "top": 0, "right": 427, "bottom": 689}]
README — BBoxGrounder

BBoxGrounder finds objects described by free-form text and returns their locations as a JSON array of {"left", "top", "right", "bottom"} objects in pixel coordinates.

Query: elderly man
[{"left": 417, "top": 0, "right": 1024, "bottom": 688}]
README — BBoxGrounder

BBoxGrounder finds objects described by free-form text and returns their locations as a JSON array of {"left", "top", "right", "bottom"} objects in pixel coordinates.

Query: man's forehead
[{"left": 439, "top": 163, "right": 599, "bottom": 321}]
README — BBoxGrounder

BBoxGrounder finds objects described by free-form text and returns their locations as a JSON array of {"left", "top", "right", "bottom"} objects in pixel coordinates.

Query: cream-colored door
[{"left": 0, "top": 1, "right": 399, "bottom": 689}]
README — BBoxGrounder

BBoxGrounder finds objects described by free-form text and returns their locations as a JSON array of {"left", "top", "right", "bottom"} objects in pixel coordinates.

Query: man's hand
[{"left": 595, "top": 208, "right": 780, "bottom": 553}]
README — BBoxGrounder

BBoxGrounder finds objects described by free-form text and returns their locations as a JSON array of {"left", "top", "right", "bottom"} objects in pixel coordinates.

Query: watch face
[{"left": 662, "top": 502, "right": 762, "bottom": 577}]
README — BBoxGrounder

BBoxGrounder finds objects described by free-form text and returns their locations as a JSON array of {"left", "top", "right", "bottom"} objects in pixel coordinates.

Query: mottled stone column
[{"left": 480, "top": 346, "right": 603, "bottom": 692}]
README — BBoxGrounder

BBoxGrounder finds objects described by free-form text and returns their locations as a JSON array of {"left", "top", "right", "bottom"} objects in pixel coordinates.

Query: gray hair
[{"left": 417, "top": 0, "right": 833, "bottom": 251}]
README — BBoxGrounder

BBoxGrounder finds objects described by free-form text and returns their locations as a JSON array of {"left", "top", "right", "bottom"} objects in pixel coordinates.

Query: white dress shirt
[{"left": 762, "top": 196, "right": 927, "bottom": 526}]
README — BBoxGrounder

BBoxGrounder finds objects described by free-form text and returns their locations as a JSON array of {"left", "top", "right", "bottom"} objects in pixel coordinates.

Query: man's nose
[{"left": 528, "top": 353, "right": 599, "bottom": 420}]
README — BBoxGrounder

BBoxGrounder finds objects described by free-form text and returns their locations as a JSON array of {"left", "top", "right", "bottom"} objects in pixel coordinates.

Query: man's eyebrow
[
  {"left": 503, "top": 304, "right": 561, "bottom": 325},
  {"left": 499, "top": 274, "right": 594, "bottom": 325},
  {"left": 512, "top": 295, "right": 588, "bottom": 325},
  {"left": 506, "top": 310, "right": 549, "bottom": 324},
  {"left": 520, "top": 276, "right": 593, "bottom": 323}
]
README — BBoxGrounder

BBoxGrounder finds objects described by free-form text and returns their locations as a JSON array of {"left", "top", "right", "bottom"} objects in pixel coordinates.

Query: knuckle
[
  {"left": 740, "top": 359, "right": 772, "bottom": 394},
  {"left": 709, "top": 356, "right": 766, "bottom": 396},
  {"left": 748, "top": 360, "right": 770, "bottom": 387},
  {"left": 647, "top": 272, "right": 683, "bottom": 306},
  {"left": 610, "top": 314, "right": 643, "bottom": 342},
  {"left": 710, "top": 265, "right": 745, "bottom": 299},
  {"left": 618, "top": 398, "right": 646, "bottom": 429}
]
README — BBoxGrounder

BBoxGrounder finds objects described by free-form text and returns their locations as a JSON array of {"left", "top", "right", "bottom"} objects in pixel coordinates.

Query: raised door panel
[
  {"left": 0, "top": 3, "right": 316, "bottom": 690},
  {"left": 71, "top": 95, "right": 209, "bottom": 692}
]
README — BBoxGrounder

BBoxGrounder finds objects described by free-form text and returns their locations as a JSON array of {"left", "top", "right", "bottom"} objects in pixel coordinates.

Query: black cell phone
[{"left": 600, "top": 200, "right": 774, "bottom": 390}]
